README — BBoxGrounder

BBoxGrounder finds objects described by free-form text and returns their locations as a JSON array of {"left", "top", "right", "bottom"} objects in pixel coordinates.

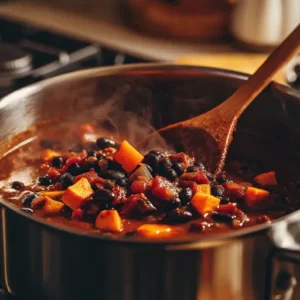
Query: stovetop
[
  {"left": 0, "top": 17, "right": 147, "bottom": 98},
  {"left": 0, "top": 15, "right": 299, "bottom": 300}
]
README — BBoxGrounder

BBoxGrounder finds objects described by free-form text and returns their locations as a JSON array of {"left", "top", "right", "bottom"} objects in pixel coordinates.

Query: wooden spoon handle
[{"left": 217, "top": 24, "right": 300, "bottom": 119}]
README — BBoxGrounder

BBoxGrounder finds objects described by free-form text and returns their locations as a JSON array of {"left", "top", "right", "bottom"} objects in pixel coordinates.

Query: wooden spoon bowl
[{"left": 140, "top": 24, "right": 300, "bottom": 175}]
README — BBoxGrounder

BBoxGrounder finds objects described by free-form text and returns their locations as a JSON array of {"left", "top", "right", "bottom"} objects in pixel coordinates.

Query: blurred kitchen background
[{"left": 0, "top": 0, "right": 299, "bottom": 99}]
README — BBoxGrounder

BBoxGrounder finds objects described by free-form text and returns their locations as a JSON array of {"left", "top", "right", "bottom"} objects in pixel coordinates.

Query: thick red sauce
[{"left": 0, "top": 123, "right": 299, "bottom": 240}]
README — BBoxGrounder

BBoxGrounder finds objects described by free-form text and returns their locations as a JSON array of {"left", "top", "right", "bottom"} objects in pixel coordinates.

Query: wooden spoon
[{"left": 140, "top": 24, "right": 300, "bottom": 176}]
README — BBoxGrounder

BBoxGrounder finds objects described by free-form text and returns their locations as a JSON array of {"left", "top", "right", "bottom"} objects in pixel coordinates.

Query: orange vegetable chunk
[
  {"left": 95, "top": 210, "right": 123, "bottom": 232},
  {"left": 62, "top": 177, "right": 93, "bottom": 210},
  {"left": 244, "top": 187, "right": 270, "bottom": 209},
  {"left": 195, "top": 184, "right": 211, "bottom": 195},
  {"left": 41, "top": 149, "right": 61, "bottom": 162},
  {"left": 31, "top": 196, "right": 65, "bottom": 215},
  {"left": 254, "top": 171, "right": 277, "bottom": 186},
  {"left": 136, "top": 224, "right": 183, "bottom": 239},
  {"left": 113, "top": 140, "right": 144, "bottom": 173},
  {"left": 191, "top": 192, "right": 220, "bottom": 215}
]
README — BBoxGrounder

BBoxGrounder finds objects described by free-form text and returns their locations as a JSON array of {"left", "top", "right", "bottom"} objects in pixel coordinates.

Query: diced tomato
[
  {"left": 121, "top": 193, "right": 147, "bottom": 216},
  {"left": 130, "top": 180, "right": 148, "bottom": 194},
  {"left": 63, "top": 150, "right": 88, "bottom": 171},
  {"left": 179, "top": 180, "right": 197, "bottom": 191},
  {"left": 47, "top": 168, "right": 61, "bottom": 180},
  {"left": 74, "top": 170, "right": 105, "bottom": 185},
  {"left": 112, "top": 186, "right": 127, "bottom": 206},
  {"left": 180, "top": 172, "right": 210, "bottom": 184},
  {"left": 151, "top": 176, "right": 178, "bottom": 200},
  {"left": 216, "top": 203, "right": 237, "bottom": 215}
]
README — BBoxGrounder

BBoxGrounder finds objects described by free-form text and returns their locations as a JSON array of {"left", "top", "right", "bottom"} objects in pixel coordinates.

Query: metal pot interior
[{"left": 1, "top": 63, "right": 300, "bottom": 242}]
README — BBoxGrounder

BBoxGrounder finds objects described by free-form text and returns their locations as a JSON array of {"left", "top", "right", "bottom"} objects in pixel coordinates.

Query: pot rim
[{"left": 1, "top": 62, "right": 300, "bottom": 246}]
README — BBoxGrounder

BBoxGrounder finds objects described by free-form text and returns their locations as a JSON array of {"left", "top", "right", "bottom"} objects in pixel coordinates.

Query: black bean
[
  {"left": 93, "top": 188, "right": 115, "bottom": 202},
  {"left": 211, "top": 211, "right": 235, "bottom": 223},
  {"left": 10, "top": 181, "right": 25, "bottom": 190},
  {"left": 118, "top": 177, "right": 129, "bottom": 187},
  {"left": 165, "top": 207, "right": 193, "bottom": 223},
  {"left": 101, "top": 170, "right": 126, "bottom": 184},
  {"left": 62, "top": 206, "right": 73, "bottom": 219},
  {"left": 220, "top": 197, "right": 230, "bottom": 204},
  {"left": 52, "top": 156, "right": 64, "bottom": 168},
  {"left": 87, "top": 150, "right": 98, "bottom": 157},
  {"left": 102, "top": 180, "right": 116, "bottom": 190},
  {"left": 84, "top": 201, "right": 102, "bottom": 217},
  {"left": 164, "top": 198, "right": 181, "bottom": 211},
  {"left": 194, "top": 161, "right": 206, "bottom": 170},
  {"left": 179, "top": 188, "right": 193, "bottom": 205},
  {"left": 21, "top": 193, "right": 36, "bottom": 207},
  {"left": 158, "top": 157, "right": 172, "bottom": 173},
  {"left": 211, "top": 185, "right": 225, "bottom": 198},
  {"left": 96, "top": 137, "right": 117, "bottom": 150},
  {"left": 216, "top": 173, "right": 227, "bottom": 184},
  {"left": 162, "top": 168, "right": 177, "bottom": 181},
  {"left": 187, "top": 166, "right": 199, "bottom": 173},
  {"left": 142, "top": 151, "right": 161, "bottom": 170},
  {"left": 136, "top": 199, "right": 157, "bottom": 215},
  {"left": 172, "top": 162, "right": 184, "bottom": 176},
  {"left": 60, "top": 173, "right": 74, "bottom": 189},
  {"left": 108, "top": 160, "right": 124, "bottom": 172},
  {"left": 38, "top": 176, "right": 53, "bottom": 186},
  {"left": 67, "top": 163, "right": 82, "bottom": 176}
]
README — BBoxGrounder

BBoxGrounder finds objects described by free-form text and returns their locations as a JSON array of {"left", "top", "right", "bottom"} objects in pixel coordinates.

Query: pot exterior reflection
[
  {"left": 1, "top": 207, "right": 271, "bottom": 300},
  {"left": 0, "top": 64, "right": 300, "bottom": 300}
]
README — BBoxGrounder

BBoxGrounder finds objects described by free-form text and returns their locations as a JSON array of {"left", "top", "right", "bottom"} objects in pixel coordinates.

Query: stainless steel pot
[{"left": 0, "top": 64, "right": 300, "bottom": 300}]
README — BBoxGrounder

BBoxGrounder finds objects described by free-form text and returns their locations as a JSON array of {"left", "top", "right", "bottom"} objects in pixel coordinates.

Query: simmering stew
[{"left": 0, "top": 123, "right": 298, "bottom": 239}]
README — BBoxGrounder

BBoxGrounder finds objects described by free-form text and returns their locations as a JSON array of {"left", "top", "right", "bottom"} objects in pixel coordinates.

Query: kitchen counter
[{"left": 0, "top": 0, "right": 237, "bottom": 61}]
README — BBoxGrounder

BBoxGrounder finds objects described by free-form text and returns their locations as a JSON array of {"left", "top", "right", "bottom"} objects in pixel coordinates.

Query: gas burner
[
  {"left": 0, "top": 17, "right": 147, "bottom": 98},
  {"left": 0, "top": 42, "right": 32, "bottom": 74}
]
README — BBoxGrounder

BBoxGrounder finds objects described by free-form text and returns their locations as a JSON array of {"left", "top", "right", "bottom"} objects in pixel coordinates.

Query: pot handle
[{"left": 268, "top": 248, "right": 300, "bottom": 300}]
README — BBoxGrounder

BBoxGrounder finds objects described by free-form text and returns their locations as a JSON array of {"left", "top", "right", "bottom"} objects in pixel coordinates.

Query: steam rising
[{"left": 74, "top": 84, "right": 172, "bottom": 152}]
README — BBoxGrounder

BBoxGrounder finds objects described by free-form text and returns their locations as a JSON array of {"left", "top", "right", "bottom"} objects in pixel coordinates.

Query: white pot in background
[{"left": 230, "top": 0, "right": 300, "bottom": 48}]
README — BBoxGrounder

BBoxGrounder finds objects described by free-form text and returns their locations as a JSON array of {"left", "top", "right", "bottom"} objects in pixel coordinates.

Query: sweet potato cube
[
  {"left": 244, "top": 187, "right": 270, "bottom": 209},
  {"left": 254, "top": 171, "right": 277, "bottom": 186},
  {"left": 113, "top": 140, "right": 144, "bottom": 173},
  {"left": 136, "top": 224, "right": 183, "bottom": 239},
  {"left": 191, "top": 192, "right": 220, "bottom": 215},
  {"left": 31, "top": 196, "right": 64, "bottom": 215},
  {"left": 195, "top": 184, "right": 211, "bottom": 195},
  {"left": 95, "top": 210, "right": 123, "bottom": 232},
  {"left": 63, "top": 177, "right": 93, "bottom": 210},
  {"left": 41, "top": 149, "right": 61, "bottom": 162}
]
